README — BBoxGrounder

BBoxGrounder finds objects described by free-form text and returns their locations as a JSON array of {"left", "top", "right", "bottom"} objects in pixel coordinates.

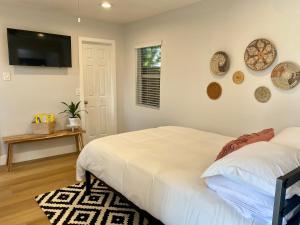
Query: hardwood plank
[
  {"left": 1, "top": 207, "right": 46, "bottom": 225},
  {"left": 0, "top": 153, "right": 78, "bottom": 178},
  {"left": 0, "top": 153, "right": 78, "bottom": 225},
  {"left": 0, "top": 157, "right": 77, "bottom": 184}
]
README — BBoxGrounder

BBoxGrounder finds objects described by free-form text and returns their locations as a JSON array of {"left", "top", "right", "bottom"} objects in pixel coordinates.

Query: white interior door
[{"left": 82, "top": 41, "right": 115, "bottom": 142}]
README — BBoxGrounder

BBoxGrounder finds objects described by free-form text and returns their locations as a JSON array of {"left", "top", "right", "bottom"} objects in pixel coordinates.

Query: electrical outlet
[
  {"left": 2, "top": 72, "right": 11, "bottom": 81},
  {"left": 75, "top": 88, "right": 81, "bottom": 96}
]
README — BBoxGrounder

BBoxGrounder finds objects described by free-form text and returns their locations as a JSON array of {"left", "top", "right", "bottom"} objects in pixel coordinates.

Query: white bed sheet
[
  {"left": 77, "top": 126, "right": 265, "bottom": 225},
  {"left": 205, "top": 175, "right": 274, "bottom": 224}
]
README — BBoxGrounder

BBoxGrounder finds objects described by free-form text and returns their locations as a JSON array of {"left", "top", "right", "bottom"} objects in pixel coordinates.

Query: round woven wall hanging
[
  {"left": 210, "top": 51, "right": 230, "bottom": 75},
  {"left": 233, "top": 71, "right": 245, "bottom": 84},
  {"left": 255, "top": 86, "right": 271, "bottom": 103},
  {"left": 244, "top": 38, "right": 277, "bottom": 71},
  {"left": 207, "top": 82, "right": 222, "bottom": 100},
  {"left": 271, "top": 62, "right": 300, "bottom": 90}
]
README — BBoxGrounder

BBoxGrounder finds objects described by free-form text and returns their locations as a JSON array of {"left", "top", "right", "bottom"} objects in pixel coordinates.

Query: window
[{"left": 136, "top": 45, "right": 161, "bottom": 109}]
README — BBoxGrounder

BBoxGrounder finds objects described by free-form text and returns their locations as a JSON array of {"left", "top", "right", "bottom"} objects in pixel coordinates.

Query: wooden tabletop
[{"left": 2, "top": 129, "right": 86, "bottom": 144}]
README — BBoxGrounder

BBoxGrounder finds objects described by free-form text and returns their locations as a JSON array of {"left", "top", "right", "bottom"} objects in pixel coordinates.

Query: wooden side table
[{"left": 2, "top": 129, "right": 85, "bottom": 172}]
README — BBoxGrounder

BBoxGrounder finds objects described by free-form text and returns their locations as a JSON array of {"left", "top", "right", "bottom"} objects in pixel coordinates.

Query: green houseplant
[{"left": 59, "top": 101, "right": 86, "bottom": 127}]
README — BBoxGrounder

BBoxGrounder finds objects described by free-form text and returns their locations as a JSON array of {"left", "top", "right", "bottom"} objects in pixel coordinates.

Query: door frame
[{"left": 78, "top": 37, "right": 117, "bottom": 136}]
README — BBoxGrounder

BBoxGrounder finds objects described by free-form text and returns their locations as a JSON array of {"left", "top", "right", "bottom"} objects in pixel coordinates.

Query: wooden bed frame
[{"left": 85, "top": 167, "right": 300, "bottom": 225}]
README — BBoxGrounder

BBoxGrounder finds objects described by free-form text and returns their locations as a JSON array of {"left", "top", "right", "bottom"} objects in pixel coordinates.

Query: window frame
[{"left": 135, "top": 42, "right": 162, "bottom": 110}]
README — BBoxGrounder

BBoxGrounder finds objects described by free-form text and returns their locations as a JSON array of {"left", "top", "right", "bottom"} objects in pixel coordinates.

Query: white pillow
[
  {"left": 271, "top": 127, "right": 300, "bottom": 150},
  {"left": 202, "top": 141, "right": 300, "bottom": 198},
  {"left": 205, "top": 175, "right": 274, "bottom": 224}
]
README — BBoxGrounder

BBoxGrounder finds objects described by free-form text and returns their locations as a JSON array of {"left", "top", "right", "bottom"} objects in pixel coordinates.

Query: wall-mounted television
[{"left": 7, "top": 28, "right": 72, "bottom": 67}]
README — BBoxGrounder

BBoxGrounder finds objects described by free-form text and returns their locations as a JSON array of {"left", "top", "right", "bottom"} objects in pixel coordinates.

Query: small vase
[{"left": 69, "top": 117, "right": 80, "bottom": 127}]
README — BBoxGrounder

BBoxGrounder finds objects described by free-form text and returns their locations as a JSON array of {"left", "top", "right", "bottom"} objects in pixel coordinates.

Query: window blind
[{"left": 136, "top": 45, "right": 161, "bottom": 109}]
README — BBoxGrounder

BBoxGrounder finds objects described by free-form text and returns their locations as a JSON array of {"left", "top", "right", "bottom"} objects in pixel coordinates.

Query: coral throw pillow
[{"left": 216, "top": 128, "right": 275, "bottom": 160}]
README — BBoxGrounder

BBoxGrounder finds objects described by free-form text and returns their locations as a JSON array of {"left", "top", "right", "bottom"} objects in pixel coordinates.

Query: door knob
[{"left": 84, "top": 100, "right": 88, "bottom": 105}]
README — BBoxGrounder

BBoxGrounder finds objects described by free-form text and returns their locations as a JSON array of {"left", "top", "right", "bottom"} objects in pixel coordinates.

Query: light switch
[
  {"left": 75, "top": 88, "right": 81, "bottom": 96},
  {"left": 2, "top": 72, "right": 11, "bottom": 81}
]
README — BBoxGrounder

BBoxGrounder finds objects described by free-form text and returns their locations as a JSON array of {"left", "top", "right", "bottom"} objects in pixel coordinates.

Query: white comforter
[{"left": 77, "top": 126, "right": 264, "bottom": 225}]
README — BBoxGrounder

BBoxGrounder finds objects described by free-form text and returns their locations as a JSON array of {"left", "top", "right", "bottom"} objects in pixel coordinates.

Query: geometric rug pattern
[{"left": 35, "top": 179, "right": 160, "bottom": 225}]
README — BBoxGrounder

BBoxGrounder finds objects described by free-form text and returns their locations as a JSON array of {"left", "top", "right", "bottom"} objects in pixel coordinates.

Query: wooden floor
[{"left": 0, "top": 153, "right": 79, "bottom": 225}]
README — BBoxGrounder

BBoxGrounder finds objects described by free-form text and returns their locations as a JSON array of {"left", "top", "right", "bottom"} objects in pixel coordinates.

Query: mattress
[{"left": 77, "top": 126, "right": 265, "bottom": 225}]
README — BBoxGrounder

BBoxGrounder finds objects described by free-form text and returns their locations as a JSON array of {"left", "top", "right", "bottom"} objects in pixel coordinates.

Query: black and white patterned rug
[{"left": 35, "top": 179, "right": 162, "bottom": 225}]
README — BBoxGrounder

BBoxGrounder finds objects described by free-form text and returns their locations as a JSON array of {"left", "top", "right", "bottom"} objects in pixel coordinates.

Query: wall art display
[
  {"left": 210, "top": 51, "right": 230, "bottom": 75},
  {"left": 244, "top": 38, "right": 277, "bottom": 71},
  {"left": 233, "top": 71, "right": 245, "bottom": 84},
  {"left": 271, "top": 62, "right": 300, "bottom": 90},
  {"left": 207, "top": 82, "right": 222, "bottom": 100},
  {"left": 255, "top": 86, "right": 271, "bottom": 103}
]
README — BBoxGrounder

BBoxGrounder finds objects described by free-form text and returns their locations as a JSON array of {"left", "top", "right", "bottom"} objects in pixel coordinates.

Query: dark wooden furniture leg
[
  {"left": 6, "top": 147, "right": 10, "bottom": 171},
  {"left": 85, "top": 170, "right": 91, "bottom": 196},
  {"left": 6, "top": 144, "right": 13, "bottom": 172}
]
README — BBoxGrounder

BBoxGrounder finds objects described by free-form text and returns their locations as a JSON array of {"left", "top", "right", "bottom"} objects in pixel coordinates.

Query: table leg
[
  {"left": 7, "top": 144, "right": 13, "bottom": 172},
  {"left": 77, "top": 134, "right": 82, "bottom": 151},
  {"left": 6, "top": 146, "right": 10, "bottom": 167},
  {"left": 75, "top": 135, "right": 80, "bottom": 153},
  {"left": 79, "top": 133, "right": 84, "bottom": 150}
]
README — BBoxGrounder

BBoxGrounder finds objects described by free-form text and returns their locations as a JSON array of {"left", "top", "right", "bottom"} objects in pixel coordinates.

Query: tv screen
[{"left": 7, "top": 28, "right": 72, "bottom": 67}]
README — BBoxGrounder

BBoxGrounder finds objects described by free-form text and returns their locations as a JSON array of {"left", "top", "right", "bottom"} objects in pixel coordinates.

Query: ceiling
[{"left": 0, "top": 0, "right": 202, "bottom": 24}]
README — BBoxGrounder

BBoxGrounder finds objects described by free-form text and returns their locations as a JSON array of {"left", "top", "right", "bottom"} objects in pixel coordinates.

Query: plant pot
[{"left": 69, "top": 117, "right": 80, "bottom": 127}]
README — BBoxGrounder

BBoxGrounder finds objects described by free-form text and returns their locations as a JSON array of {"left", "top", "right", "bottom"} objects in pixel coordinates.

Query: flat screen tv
[{"left": 7, "top": 28, "right": 72, "bottom": 67}]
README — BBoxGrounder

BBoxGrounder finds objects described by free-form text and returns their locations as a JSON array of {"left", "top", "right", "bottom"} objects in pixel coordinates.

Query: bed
[{"left": 76, "top": 126, "right": 300, "bottom": 225}]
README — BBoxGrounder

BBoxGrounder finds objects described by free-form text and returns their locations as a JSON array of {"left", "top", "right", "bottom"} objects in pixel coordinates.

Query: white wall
[
  {"left": 2, "top": 0, "right": 300, "bottom": 166},
  {"left": 0, "top": 4, "right": 124, "bottom": 165},
  {"left": 119, "top": 0, "right": 300, "bottom": 137}
]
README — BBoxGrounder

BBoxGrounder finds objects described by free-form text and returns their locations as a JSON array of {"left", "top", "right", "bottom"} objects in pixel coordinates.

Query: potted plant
[{"left": 59, "top": 101, "right": 86, "bottom": 127}]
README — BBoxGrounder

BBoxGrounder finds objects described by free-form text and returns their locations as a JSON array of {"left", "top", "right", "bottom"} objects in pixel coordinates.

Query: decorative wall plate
[
  {"left": 271, "top": 62, "right": 300, "bottom": 90},
  {"left": 244, "top": 39, "right": 277, "bottom": 71},
  {"left": 207, "top": 82, "right": 222, "bottom": 100},
  {"left": 210, "top": 51, "right": 230, "bottom": 75},
  {"left": 233, "top": 71, "right": 245, "bottom": 84},
  {"left": 255, "top": 86, "right": 271, "bottom": 103}
]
